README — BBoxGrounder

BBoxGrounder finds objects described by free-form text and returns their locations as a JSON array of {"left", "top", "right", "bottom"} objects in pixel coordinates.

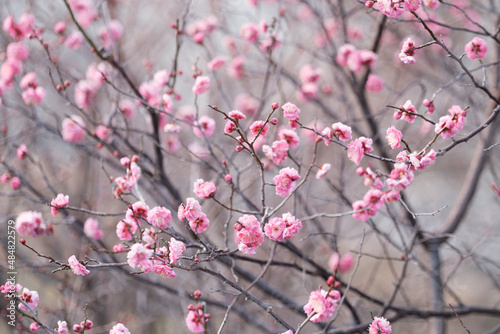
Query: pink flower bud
[
  {"left": 271, "top": 102, "right": 279, "bottom": 110},
  {"left": 235, "top": 145, "right": 244, "bottom": 152}
]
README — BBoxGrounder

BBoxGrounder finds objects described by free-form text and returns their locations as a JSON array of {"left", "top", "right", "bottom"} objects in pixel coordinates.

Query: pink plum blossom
[
  {"left": 193, "top": 115, "right": 216, "bottom": 138},
  {"left": 1, "top": 59, "right": 22, "bottom": 85},
  {"left": 109, "top": 323, "right": 130, "bottom": 334},
  {"left": 17, "top": 144, "right": 28, "bottom": 160},
  {"left": 7, "top": 42, "right": 29, "bottom": 62},
  {"left": 67, "top": 0, "right": 96, "bottom": 28},
  {"left": 51, "top": 193, "right": 69, "bottom": 215},
  {"left": 264, "top": 213, "right": 302, "bottom": 242},
  {"left": 127, "top": 243, "right": 153, "bottom": 269},
  {"left": 235, "top": 214, "right": 264, "bottom": 254},
  {"left": 300, "top": 64, "right": 322, "bottom": 83},
  {"left": 387, "top": 163, "right": 414, "bottom": 191},
  {"left": 332, "top": 122, "right": 352, "bottom": 141},
  {"left": 119, "top": 99, "right": 137, "bottom": 119},
  {"left": 147, "top": 206, "right": 172, "bottom": 229},
  {"left": 178, "top": 198, "right": 202, "bottom": 221},
  {"left": 57, "top": 321, "right": 69, "bottom": 334},
  {"left": 399, "top": 37, "right": 417, "bottom": 64},
  {"left": 240, "top": 23, "right": 259, "bottom": 43},
  {"left": 336, "top": 44, "right": 356, "bottom": 67},
  {"left": 359, "top": 50, "right": 378, "bottom": 67},
  {"left": 249, "top": 120, "right": 269, "bottom": 137},
  {"left": 186, "top": 306, "right": 209, "bottom": 333},
  {"left": 22, "top": 86, "right": 46, "bottom": 105},
  {"left": 208, "top": 56, "right": 226, "bottom": 71},
  {"left": 54, "top": 21, "right": 66, "bottom": 34},
  {"left": 404, "top": 0, "right": 421, "bottom": 11},
  {"left": 435, "top": 105, "right": 467, "bottom": 139},
  {"left": 423, "top": 0, "right": 440, "bottom": 9},
  {"left": 1, "top": 173, "right": 12, "bottom": 183},
  {"left": 352, "top": 189, "right": 385, "bottom": 221},
  {"left": 394, "top": 100, "right": 417, "bottom": 123},
  {"left": 423, "top": 98, "right": 435, "bottom": 114},
  {"left": 369, "top": 317, "right": 392, "bottom": 334},
  {"left": 282, "top": 102, "right": 301, "bottom": 121},
  {"left": 95, "top": 125, "right": 112, "bottom": 142},
  {"left": 20, "top": 72, "right": 37, "bottom": 89},
  {"left": 16, "top": 211, "right": 47, "bottom": 237},
  {"left": 329, "top": 252, "right": 354, "bottom": 273},
  {"left": 19, "top": 288, "right": 39, "bottom": 311},
  {"left": 278, "top": 128, "right": 300, "bottom": 147},
  {"left": 193, "top": 179, "right": 216, "bottom": 199},
  {"left": 189, "top": 212, "right": 210, "bottom": 233},
  {"left": 262, "top": 139, "right": 289, "bottom": 165},
  {"left": 227, "top": 55, "right": 245, "bottom": 79},
  {"left": 316, "top": 163, "right": 331, "bottom": 179},
  {"left": 116, "top": 217, "right": 138, "bottom": 241},
  {"left": 303, "top": 289, "right": 340, "bottom": 323},
  {"left": 168, "top": 238, "right": 186, "bottom": 264},
  {"left": 11, "top": 177, "right": 21, "bottom": 190},
  {"left": 83, "top": 217, "right": 103, "bottom": 240},
  {"left": 192, "top": 76, "right": 210, "bottom": 95},
  {"left": 0, "top": 281, "right": 22, "bottom": 294},
  {"left": 386, "top": 126, "right": 403, "bottom": 149},
  {"left": 273, "top": 167, "right": 300, "bottom": 197},
  {"left": 3, "top": 14, "right": 35, "bottom": 40},
  {"left": 376, "top": 0, "right": 405, "bottom": 19},
  {"left": 68, "top": 255, "right": 90, "bottom": 276},
  {"left": 358, "top": 167, "right": 384, "bottom": 189},
  {"left": 465, "top": 37, "right": 487, "bottom": 60},
  {"left": 347, "top": 137, "right": 373, "bottom": 165},
  {"left": 365, "top": 74, "right": 383, "bottom": 93},
  {"left": 65, "top": 31, "right": 84, "bottom": 50}
]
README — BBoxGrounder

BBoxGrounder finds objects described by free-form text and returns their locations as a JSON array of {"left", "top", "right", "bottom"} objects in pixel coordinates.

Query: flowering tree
[{"left": 1, "top": 0, "right": 499, "bottom": 333}]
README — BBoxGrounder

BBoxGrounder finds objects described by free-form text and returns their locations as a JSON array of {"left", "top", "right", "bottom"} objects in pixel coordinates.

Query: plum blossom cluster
[
  {"left": 336, "top": 43, "right": 377, "bottom": 73},
  {"left": 186, "top": 16, "right": 218, "bottom": 43},
  {"left": 399, "top": 37, "right": 418, "bottom": 64},
  {"left": 126, "top": 236, "right": 186, "bottom": 278},
  {"left": 368, "top": 316, "right": 392, "bottom": 334},
  {"left": 273, "top": 167, "right": 300, "bottom": 197},
  {"left": 138, "top": 69, "right": 175, "bottom": 109},
  {"left": 1, "top": 281, "right": 39, "bottom": 312},
  {"left": 372, "top": 0, "right": 421, "bottom": 19},
  {"left": 185, "top": 291, "right": 210, "bottom": 333},
  {"left": 178, "top": 197, "right": 210, "bottom": 233},
  {"left": 303, "top": 288, "right": 341, "bottom": 323},
  {"left": 234, "top": 215, "right": 265, "bottom": 255},
  {"left": 114, "top": 156, "right": 142, "bottom": 196},
  {"left": 68, "top": 255, "right": 90, "bottom": 276},
  {"left": 393, "top": 100, "right": 417, "bottom": 123},
  {"left": 465, "top": 37, "right": 488, "bottom": 60},
  {"left": 347, "top": 137, "right": 373, "bottom": 165},
  {"left": 322, "top": 122, "right": 352, "bottom": 145},
  {"left": 1, "top": 171, "right": 21, "bottom": 190},
  {"left": 61, "top": 115, "right": 86, "bottom": 143},
  {"left": 15, "top": 211, "right": 52, "bottom": 237},
  {"left": 264, "top": 213, "right": 303, "bottom": 242},
  {"left": 193, "top": 179, "right": 216, "bottom": 199},
  {"left": 74, "top": 62, "right": 112, "bottom": 110},
  {"left": 329, "top": 252, "right": 354, "bottom": 273},
  {"left": 50, "top": 193, "right": 69, "bottom": 215},
  {"left": 435, "top": 105, "right": 467, "bottom": 139},
  {"left": 297, "top": 64, "right": 322, "bottom": 102}
]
